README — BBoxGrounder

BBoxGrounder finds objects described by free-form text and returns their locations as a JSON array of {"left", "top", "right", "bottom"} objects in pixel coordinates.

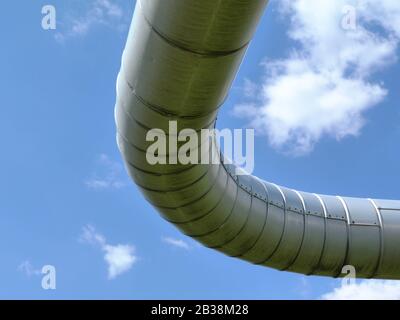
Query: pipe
[{"left": 115, "top": 0, "right": 400, "bottom": 279}]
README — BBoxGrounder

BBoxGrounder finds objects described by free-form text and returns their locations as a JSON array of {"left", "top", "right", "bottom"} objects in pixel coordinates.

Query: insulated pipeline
[{"left": 115, "top": 0, "right": 400, "bottom": 279}]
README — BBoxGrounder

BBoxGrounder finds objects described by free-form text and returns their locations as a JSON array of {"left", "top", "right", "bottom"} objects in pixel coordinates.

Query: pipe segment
[{"left": 115, "top": 0, "right": 400, "bottom": 279}]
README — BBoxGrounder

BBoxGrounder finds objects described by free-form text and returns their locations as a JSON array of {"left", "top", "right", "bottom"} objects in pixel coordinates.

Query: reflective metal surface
[{"left": 116, "top": 0, "right": 400, "bottom": 279}]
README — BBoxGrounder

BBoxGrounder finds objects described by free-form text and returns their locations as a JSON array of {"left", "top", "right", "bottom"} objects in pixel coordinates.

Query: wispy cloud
[
  {"left": 162, "top": 237, "right": 191, "bottom": 250},
  {"left": 80, "top": 225, "right": 137, "bottom": 279},
  {"left": 322, "top": 280, "right": 400, "bottom": 300},
  {"left": 242, "top": 78, "right": 259, "bottom": 98},
  {"left": 85, "top": 153, "right": 127, "bottom": 190},
  {"left": 234, "top": 0, "right": 400, "bottom": 155},
  {"left": 18, "top": 260, "right": 41, "bottom": 277},
  {"left": 55, "top": 0, "right": 129, "bottom": 42},
  {"left": 294, "top": 277, "right": 312, "bottom": 299}
]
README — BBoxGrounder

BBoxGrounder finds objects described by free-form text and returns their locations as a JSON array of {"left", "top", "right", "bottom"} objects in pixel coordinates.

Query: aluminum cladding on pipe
[
  {"left": 116, "top": 0, "right": 400, "bottom": 279},
  {"left": 140, "top": 0, "right": 269, "bottom": 53}
]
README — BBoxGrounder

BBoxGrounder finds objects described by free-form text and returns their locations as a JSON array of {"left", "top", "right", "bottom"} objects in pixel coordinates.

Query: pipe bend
[{"left": 116, "top": 0, "right": 400, "bottom": 279}]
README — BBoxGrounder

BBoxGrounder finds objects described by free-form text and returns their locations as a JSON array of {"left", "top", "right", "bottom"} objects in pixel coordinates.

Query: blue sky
[{"left": 1, "top": 0, "right": 400, "bottom": 299}]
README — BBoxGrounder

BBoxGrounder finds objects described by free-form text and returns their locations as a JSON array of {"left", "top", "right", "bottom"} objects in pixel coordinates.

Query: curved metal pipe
[{"left": 115, "top": 0, "right": 400, "bottom": 279}]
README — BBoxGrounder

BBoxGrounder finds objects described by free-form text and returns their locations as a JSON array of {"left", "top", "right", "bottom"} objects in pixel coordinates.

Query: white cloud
[
  {"left": 55, "top": 0, "right": 128, "bottom": 42},
  {"left": 103, "top": 244, "right": 136, "bottom": 279},
  {"left": 322, "top": 280, "right": 400, "bottom": 300},
  {"left": 18, "top": 260, "right": 41, "bottom": 277},
  {"left": 162, "top": 237, "right": 191, "bottom": 250},
  {"left": 295, "top": 277, "right": 312, "bottom": 298},
  {"left": 80, "top": 225, "right": 137, "bottom": 279},
  {"left": 85, "top": 153, "right": 127, "bottom": 190},
  {"left": 80, "top": 224, "right": 107, "bottom": 245},
  {"left": 242, "top": 78, "right": 259, "bottom": 98},
  {"left": 234, "top": 0, "right": 400, "bottom": 155}
]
